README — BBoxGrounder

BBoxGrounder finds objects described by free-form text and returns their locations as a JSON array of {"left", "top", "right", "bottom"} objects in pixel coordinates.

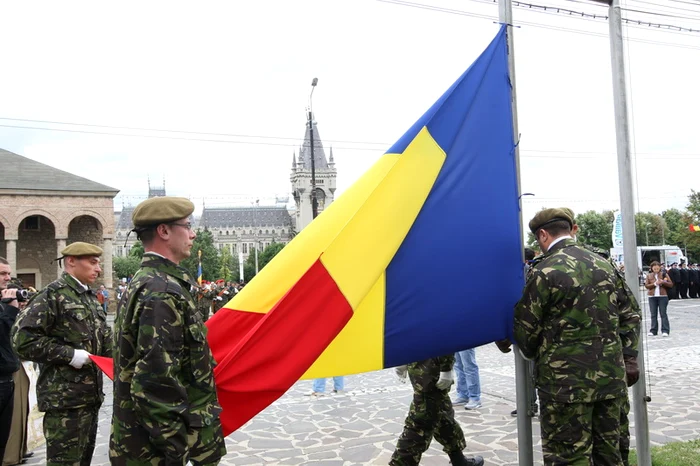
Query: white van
[{"left": 610, "top": 245, "right": 687, "bottom": 272}]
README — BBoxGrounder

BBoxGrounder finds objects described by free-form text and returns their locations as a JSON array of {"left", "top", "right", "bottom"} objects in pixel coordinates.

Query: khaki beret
[
  {"left": 61, "top": 242, "right": 103, "bottom": 257},
  {"left": 132, "top": 196, "right": 194, "bottom": 229},
  {"left": 560, "top": 207, "right": 576, "bottom": 224},
  {"left": 529, "top": 208, "right": 574, "bottom": 234}
]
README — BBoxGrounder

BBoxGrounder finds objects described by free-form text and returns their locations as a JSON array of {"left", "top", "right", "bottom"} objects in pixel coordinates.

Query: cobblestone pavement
[{"left": 24, "top": 298, "right": 700, "bottom": 465}]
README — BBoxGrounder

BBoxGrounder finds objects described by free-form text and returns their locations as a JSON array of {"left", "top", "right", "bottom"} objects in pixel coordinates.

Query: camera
[
  {"left": 2, "top": 286, "right": 31, "bottom": 304},
  {"left": 14, "top": 289, "right": 30, "bottom": 302}
]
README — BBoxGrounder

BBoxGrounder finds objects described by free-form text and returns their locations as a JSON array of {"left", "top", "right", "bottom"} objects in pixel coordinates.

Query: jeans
[
  {"left": 313, "top": 377, "right": 344, "bottom": 393},
  {"left": 454, "top": 349, "right": 480, "bottom": 402},
  {"left": 649, "top": 296, "right": 670, "bottom": 335}
]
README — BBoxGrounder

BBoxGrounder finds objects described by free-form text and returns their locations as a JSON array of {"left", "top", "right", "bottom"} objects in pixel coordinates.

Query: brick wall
[
  {"left": 17, "top": 217, "right": 58, "bottom": 286},
  {"left": 68, "top": 215, "right": 103, "bottom": 245}
]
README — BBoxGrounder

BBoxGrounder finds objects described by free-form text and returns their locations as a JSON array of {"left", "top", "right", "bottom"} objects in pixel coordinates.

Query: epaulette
[
  {"left": 529, "top": 254, "right": 545, "bottom": 269},
  {"left": 45, "top": 277, "right": 70, "bottom": 293},
  {"left": 582, "top": 244, "right": 609, "bottom": 259}
]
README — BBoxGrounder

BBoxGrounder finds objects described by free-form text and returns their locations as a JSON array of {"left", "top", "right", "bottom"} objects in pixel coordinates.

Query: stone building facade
[
  {"left": 198, "top": 205, "right": 294, "bottom": 262},
  {"left": 0, "top": 149, "right": 119, "bottom": 288}
]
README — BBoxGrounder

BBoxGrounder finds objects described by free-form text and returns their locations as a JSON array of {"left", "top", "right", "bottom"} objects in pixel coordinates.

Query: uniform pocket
[
  {"left": 58, "top": 304, "right": 93, "bottom": 345},
  {"left": 187, "top": 319, "right": 214, "bottom": 383}
]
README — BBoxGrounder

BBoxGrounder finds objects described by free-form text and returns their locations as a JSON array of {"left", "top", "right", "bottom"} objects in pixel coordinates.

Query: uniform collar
[
  {"left": 140, "top": 253, "right": 197, "bottom": 288},
  {"left": 546, "top": 236, "right": 575, "bottom": 254},
  {"left": 62, "top": 272, "right": 90, "bottom": 294}
]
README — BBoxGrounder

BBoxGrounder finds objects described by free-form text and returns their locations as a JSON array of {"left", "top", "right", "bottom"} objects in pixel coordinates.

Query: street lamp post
[
  {"left": 253, "top": 199, "right": 259, "bottom": 274},
  {"left": 645, "top": 222, "right": 650, "bottom": 246},
  {"left": 309, "top": 77, "right": 319, "bottom": 219}
]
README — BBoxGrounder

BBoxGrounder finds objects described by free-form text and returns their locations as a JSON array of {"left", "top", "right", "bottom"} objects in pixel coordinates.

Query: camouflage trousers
[
  {"left": 109, "top": 422, "right": 226, "bottom": 465},
  {"left": 389, "top": 390, "right": 467, "bottom": 466},
  {"left": 43, "top": 406, "right": 99, "bottom": 466},
  {"left": 539, "top": 394, "right": 624, "bottom": 466},
  {"left": 620, "top": 394, "right": 631, "bottom": 466}
]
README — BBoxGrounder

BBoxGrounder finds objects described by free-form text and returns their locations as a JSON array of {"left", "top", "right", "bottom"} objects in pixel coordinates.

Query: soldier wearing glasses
[{"left": 110, "top": 197, "right": 225, "bottom": 465}]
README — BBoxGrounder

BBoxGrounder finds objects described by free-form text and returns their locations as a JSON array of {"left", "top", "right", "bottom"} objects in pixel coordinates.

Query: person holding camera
[
  {"left": 0, "top": 258, "right": 21, "bottom": 461},
  {"left": 12, "top": 242, "right": 113, "bottom": 466}
]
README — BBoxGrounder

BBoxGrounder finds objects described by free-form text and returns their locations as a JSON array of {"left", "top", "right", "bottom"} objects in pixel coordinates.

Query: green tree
[
  {"left": 129, "top": 241, "right": 144, "bottom": 259},
  {"left": 218, "top": 246, "right": 240, "bottom": 282},
  {"left": 635, "top": 212, "right": 665, "bottom": 247},
  {"left": 180, "top": 229, "right": 221, "bottom": 281},
  {"left": 243, "top": 248, "right": 257, "bottom": 283},
  {"left": 243, "top": 242, "right": 286, "bottom": 282},
  {"left": 113, "top": 256, "right": 140, "bottom": 283},
  {"left": 227, "top": 248, "right": 240, "bottom": 282},
  {"left": 575, "top": 210, "right": 614, "bottom": 250},
  {"left": 686, "top": 190, "right": 700, "bottom": 220},
  {"left": 219, "top": 246, "right": 233, "bottom": 282},
  {"left": 525, "top": 231, "right": 538, "bottom": 249},
  {"left": 680, "top": 191, "right": 700, "bottom": 262},
  {"left": 259, "top": 242, "right": 285, "bottom": 269},
  {"left": 662, "top": 208, "right": 686, "bottom": 246}
]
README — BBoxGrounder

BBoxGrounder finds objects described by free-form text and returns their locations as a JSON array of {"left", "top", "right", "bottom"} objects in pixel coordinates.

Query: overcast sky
[{"left": 1, "top": 0, "right": 698, "bottom": 227}]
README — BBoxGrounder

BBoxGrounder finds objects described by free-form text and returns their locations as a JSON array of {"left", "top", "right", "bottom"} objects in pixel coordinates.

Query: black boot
[{"left": 449, "top": 451, "right": 485, "bottom": 466}]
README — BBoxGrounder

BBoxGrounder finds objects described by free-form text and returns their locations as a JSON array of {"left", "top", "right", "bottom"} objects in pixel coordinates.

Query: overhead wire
[
  {"left": 1, "top": 118, "right": 698, "bottom": 160},
  {"left": 0, "top": 117, "right": 388, "bottom": 147},
  {"left": 378, "top": 0, "right": 700, "bottom": 50}
]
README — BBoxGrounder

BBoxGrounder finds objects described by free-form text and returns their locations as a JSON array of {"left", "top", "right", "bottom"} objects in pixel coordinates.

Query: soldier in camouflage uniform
[
  {"left": 12, "top": 242, "right": 113, "bottom": 466},
  {"left": 110, "top": 197, "right": 226, "bottom": 465},
  {"left": 390, "top": 356, "right": 484, "bottom": 466},
  {"left": 514, "top": 208, "right": 641, "bottom": 466},
  {"left": 568, "top": 213, "right": 640, "bottom": 466},
  {"left": 196, "top": 284, "right": 216, "bottom": 323}
]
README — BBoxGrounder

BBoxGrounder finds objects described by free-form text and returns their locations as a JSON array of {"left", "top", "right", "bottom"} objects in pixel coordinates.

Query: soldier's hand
[
  {"left": 623, "top": 355, "right": 639, "bottom": 387},
  {"left": 495, "top": 339, "right": 512, "bottom": 353},
  {"left": 394, "top": 365, "right": 408, "bottom": 384},
  {"left": 436, "top": 371, "right": 454, "bottom": 390},
  {"left": 69, "top": 349, "right": 92, "bottom": 369}
]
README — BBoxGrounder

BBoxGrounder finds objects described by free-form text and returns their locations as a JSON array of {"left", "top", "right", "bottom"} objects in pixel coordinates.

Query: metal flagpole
[
  {"left": 606, "top": 0, "right": 652, "bottom": 464},
  {"left": 497, "top": 0, "right": 534, "bottom": 465}
]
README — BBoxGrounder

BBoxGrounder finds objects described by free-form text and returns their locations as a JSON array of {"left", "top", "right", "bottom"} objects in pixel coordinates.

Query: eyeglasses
[{"left": 169, "top": 222, "right": 194, "bottom": 231}]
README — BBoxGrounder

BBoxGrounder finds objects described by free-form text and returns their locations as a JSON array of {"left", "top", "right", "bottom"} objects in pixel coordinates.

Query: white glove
[
  {"left": 394, "top": 365, "right": 408, "bottom": 384},
  {"left": 216, "top": 296, "right": 223, "bottom": 301},
  {"left": 436, "top": 371, "right": 454, "bottom": 390},
  {"left": 69, "top": 349, "right": 92, "bottom": 369}
]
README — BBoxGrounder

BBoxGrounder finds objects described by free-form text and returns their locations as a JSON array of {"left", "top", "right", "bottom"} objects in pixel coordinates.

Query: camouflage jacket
[
  {"left": 407, "top": 355, "right": 455, "bottom": 394},
  {"left": 195, "top": 288, "right": 216, "bottom": 313},
  {"left": 12, "top": 272, "right": 113, "bottom": 411},
  {"left": 111, "top": 254, "right": 224, "bottom": 464},
  {"left": 514, "top": 238, "right": 640, "bottom": 403}
]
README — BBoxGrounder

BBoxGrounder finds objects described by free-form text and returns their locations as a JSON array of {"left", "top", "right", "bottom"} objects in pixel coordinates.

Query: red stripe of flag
[
  {"left": 92, "top": 259, "right": 352, "bottom": 436},
  {"left": 207, "top": 258, "right": 353, "bottom": 435}
]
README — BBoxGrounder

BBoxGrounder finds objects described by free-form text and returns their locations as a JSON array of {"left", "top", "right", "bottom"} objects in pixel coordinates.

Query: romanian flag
[
  {"left": 206, "top": 25, "right": 524, "bottom": 435},
  {"left": 690, "top": 224, "right": 700, "bottom": 232},
  {"left": 197, "top": 250, "right": 203, "bottom": 285}
]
